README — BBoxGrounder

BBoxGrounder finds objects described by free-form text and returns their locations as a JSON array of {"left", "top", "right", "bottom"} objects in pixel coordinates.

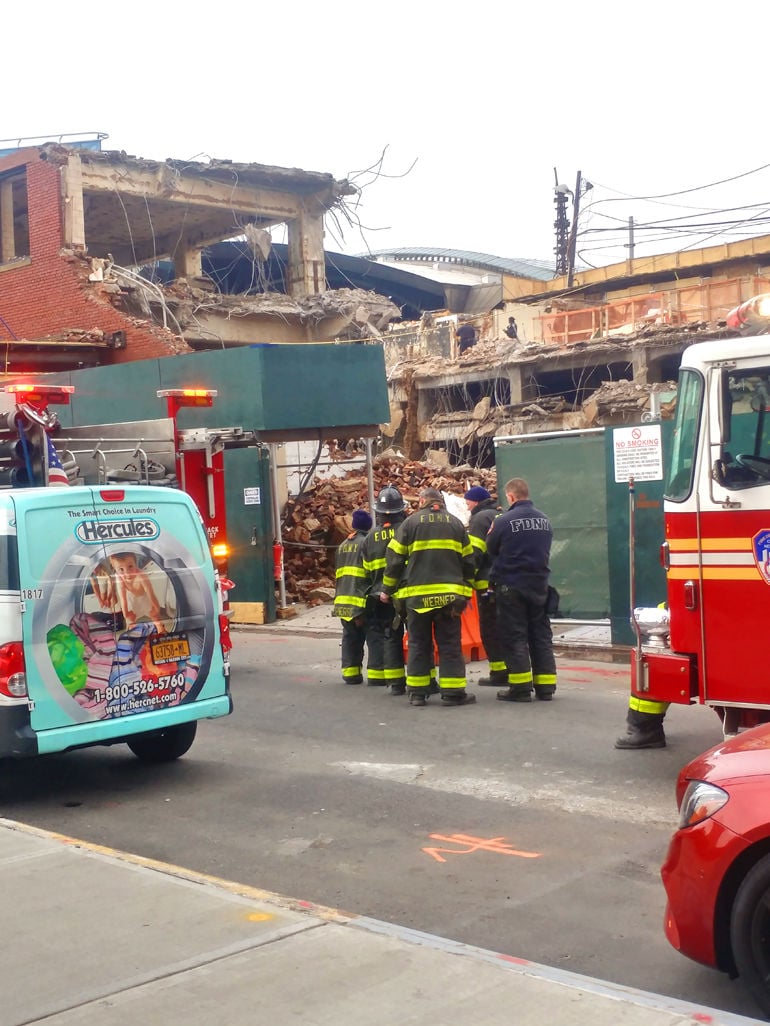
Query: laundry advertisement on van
[{"left": 37, "top": 499, "right": 215, "bottom": 721}]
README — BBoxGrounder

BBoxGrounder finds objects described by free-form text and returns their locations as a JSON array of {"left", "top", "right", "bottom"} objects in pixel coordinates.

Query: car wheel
[
  {"left": 126, "top": 721, "right": 197, "bottom": 763},
  {"left": 730, "top": 853, "right": 770, "bottom": 1017}
]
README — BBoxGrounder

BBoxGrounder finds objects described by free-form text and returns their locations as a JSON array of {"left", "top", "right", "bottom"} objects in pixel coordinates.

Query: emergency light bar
[
  {"left": 157, "top": 388, "right": 217, "bottom": 408},
  {"left": 726, "top": 293, "right": 770, "bottom": 334},
  {"left": 2, "top": 384, "right": 74, "bottom": 405}
]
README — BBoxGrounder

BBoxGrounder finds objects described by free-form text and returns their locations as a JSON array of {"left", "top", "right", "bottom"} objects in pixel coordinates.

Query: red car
[{"left": 661, "top": 722, "right": 770, "bottom": 1018}]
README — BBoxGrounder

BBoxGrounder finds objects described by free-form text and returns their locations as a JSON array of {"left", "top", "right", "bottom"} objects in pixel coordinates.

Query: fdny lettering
[
  {"left": 339, "top": 540, "right": 359, "bottom": 554},
  {"left": 419, "top": 512, "right": 452, "bottom": 524},
  {"left": 374, "top": 528, "right": 395, "bottom": 542},
  {"left": 75, "top": 518, "right": 160, "bottom": 543},
  {"left": 507, "top": 517, "right": 549, "bottom": 533}
]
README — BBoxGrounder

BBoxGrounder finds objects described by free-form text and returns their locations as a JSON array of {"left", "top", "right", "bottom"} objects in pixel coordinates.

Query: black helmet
[{"left": 374, "top": 485, "right": 406, "bottom": 514}]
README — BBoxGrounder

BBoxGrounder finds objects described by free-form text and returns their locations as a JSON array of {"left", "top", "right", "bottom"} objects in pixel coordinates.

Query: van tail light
[
  {"left": 218, "top": 614, "right": 233, "bottom": 653},
  {"left": 0, "top": 642, "right": 27, "bottom": 698}
]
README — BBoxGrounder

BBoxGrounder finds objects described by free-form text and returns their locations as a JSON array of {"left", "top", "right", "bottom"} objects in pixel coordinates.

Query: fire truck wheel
[
  {"left": 126, "top": 721, "right": 197, "bottom": 763},
  {"left": 730, "top": 853, "right": 770, "bottom": 1017}
]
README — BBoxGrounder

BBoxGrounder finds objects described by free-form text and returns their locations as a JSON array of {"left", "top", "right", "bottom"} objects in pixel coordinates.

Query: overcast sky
[{"left": 6, "top": 1, "right": 770, "bottom": 270}]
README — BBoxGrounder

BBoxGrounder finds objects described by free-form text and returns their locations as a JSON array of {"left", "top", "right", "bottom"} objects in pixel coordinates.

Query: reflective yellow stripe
[
  {"left": 384, "top": 668, "right": 405, "bottom": 681},
  {"left": 336, "top": 566, "right": 367, "bottom": 579},
  {"left": 342, "top": 665, "right": 362, "bottom": 678},
  {"left": 489, "top": 660, "right": 506, "bottom": 672},
  {"left": 440, "top": 677, "right": 467, "bottom": 689},
  {"left": 630, "top": 695, "right": 669, "bottom": 715},
  {"left": 399, "top": 583, "right": 473, "bottom": 598},
  {"left": 667, "top": 567, "right": 760, "bottom": 580},
  {"left": 389, "top": 539, "right": 408, "bottom": 554},
  {"left": 534, "top": 673, "right": 557, "bottom": 686},
  {"left": 407, "top": 673, "right": 431, "bottom": 687},
  {"left": 410, "top": 539, "right": 464, "bottom": 554},
  {"left": 470, "top": 536, "right": 486, "bottom": 552},
  {"left": 508, "top": 671, "right": 533, "bottom": 685},
  {"left": 668, "top": 537, "right": 752, "bottom": 551},
  {"left": 363, "top": 557, "right": 386, "bottom": 572}
]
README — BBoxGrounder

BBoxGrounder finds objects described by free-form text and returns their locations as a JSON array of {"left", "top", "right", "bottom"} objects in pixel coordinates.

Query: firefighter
[
  {"left": 361, "top": 486, "right": 408, "bottom": 693},
  {"left": 463, "top": 486, "right": 507, "bottom": 687},
  {"left": 614, "top": 698, "right": 669, "bottom": 749},
  {"left": 332, "top": 508, "right": 372, "bottom": 685},
  {"left": 486, "top": 477, "right": 557, "bottom": 702},
  {"left": 380, "top": 487, "right": 476, "bottom": 707}
]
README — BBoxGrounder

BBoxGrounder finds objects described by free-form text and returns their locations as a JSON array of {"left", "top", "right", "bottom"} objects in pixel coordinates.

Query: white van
[{"left": 0, "top": 483, "right": 232, "bottom": 762}]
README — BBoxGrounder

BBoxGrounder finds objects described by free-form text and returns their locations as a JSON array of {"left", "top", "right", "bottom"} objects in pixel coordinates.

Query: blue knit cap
[
  {"left": 352, "top": 509, "right": 372, "bottom": 531},
  {"left": 464, "top": 486, "right": 491, "bottom": 502}
]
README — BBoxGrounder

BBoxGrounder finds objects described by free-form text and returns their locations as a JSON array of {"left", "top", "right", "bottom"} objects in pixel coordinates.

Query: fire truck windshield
[{"left": 666, "top": 368, "right": 702, "bottom": 501}]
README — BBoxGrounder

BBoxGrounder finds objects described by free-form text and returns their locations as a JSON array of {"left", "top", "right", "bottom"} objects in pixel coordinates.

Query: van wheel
[
  {"left": 730, "top": 853, "right": 770, "bottom": 1018},
  {"left": 126, "top": 722, "right": 197, "bottom": 763}
]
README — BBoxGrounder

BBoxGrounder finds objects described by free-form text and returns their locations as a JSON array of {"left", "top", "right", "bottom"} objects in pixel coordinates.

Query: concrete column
[
  {"left": 286, "top": 206, "right": 325, "bottom": 297},
  {"left": 631, "top": 346, "right": 649, "bottom": 384},
  {"left": 62, "top": 155, "right": 86, "bottom": 252},
  {"left": 174, "top": 243, "right": 203, "bottom": 280},
  {"left": 0, "top": 179, "right": 14, "bottom": 263},
  {"left": 506, "top": 365, "right": 525, "bottom": 405}
]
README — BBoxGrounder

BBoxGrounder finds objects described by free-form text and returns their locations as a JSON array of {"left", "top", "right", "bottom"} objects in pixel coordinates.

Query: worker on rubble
[
  {"left": 332, "top": 508, "right": 372, "bottom": 685},
  {"left": 463, "top": 486, "right": 506, "bottom": 688},
  {"left": 361, "top": 486, "right": 408, "bottom": 694},
  {"left": 486, "top": 477, "right": 557, "bottom": 703},
  {"left": 380, "top": 487, "right": 476, "bottom": 708},
  {"left": 456, "top": 322, "right": 477, "bottom": 354}
]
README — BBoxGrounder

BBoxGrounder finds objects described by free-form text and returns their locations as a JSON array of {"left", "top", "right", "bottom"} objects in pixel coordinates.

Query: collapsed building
[
  {"left": 378, "top": 242, "right": 770, "bottom": 465},
  {"left": 0, "top": 138, "right": 403, "bottom": 368}
]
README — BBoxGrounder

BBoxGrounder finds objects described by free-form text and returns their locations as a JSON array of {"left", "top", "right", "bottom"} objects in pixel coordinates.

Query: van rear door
[{"left": 13, "top": 485, "right": 230, "bottom": 750}]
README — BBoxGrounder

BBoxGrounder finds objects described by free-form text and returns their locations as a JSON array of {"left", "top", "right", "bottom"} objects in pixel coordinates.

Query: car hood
[{"left": 682, "top": 723, "right": 770, "bottom": 786}]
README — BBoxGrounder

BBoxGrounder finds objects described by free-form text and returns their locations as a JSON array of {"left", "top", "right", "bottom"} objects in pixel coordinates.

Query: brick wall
[{"left": 0, "top": 152, "right": 189, "bottom": 364}]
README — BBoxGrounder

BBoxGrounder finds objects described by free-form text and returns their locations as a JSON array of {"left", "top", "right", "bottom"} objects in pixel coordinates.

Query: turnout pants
[
  {"left": 365, "top": 600, "right": 406, "bottom": 688},
  {"left": 477, "top": 591, "right": 507, "bottom": 683},
  {"left": 406, "top": 606, "right": 466, "bottom": 696},
  {"left": 339, "top": 615, "right": 366, "bottom": 684},
  {"left": 495, "top": 586, "right": 557, "bottom": 697}
]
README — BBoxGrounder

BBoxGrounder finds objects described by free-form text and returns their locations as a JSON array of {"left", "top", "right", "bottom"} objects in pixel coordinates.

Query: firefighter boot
[
  {"left": 408, "top": 687, "right": 429, "bottom": 707},
  {"left": 614, "top": 709, "right": 666, "bottom": 749},
  {"left": 477, "top": 672, "right": 508, "bottom": 687},
  {"left": 441, "top": 689, "right": 477, "bottom": 706},
  {"left": 497, "top": 686, "right": 533, "bottom": 703},
  {"left": 390, "top": 684, "right": 406, "bottom": 696}
]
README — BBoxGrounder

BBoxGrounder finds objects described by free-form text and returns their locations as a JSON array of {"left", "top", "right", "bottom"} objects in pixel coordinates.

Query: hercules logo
[{"left": 75, "top": 518, "right": 160, "bottom": 543}]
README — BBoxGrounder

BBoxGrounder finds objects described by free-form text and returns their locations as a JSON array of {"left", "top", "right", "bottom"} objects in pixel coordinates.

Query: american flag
[{"left": 46, "top": 436, "right": 70, "bottom": 487}]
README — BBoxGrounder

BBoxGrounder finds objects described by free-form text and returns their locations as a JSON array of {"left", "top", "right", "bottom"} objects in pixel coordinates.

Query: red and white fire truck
[{"left": 631, "top": 294, "right": 770, "bottom": 735}]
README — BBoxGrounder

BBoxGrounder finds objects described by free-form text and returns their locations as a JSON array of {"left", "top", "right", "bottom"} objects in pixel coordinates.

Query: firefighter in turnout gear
[
  {"left": 361, "top": 486, "right": 407, "bottom": 693},
  {"left": 332, "top": 508, "right": 372, "bottom": 685},
  {"left": 615, "top": 696, "right": 669, "bottom": 749},
  {"left": 380, "top": 488, "right": 477, "bottom": 707},
  {"left": 464, "top": 486, "right": 506, "bottom": 687},
  {"left": 486, "top": 478, "right": 557, "bottom": 702}
]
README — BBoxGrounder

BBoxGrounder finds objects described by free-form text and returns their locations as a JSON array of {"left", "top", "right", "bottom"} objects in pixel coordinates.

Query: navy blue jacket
[{"left": 485, "top": 498, "right": 552, "bottom": 599}]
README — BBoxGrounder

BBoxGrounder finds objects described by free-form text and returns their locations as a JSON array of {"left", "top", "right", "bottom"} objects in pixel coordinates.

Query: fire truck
[
  {"left": 631, "top": 293, "right": 770, "bottom": 736},
  {"left": 0, "top": 384, "right": 259, "bottom": 578}
]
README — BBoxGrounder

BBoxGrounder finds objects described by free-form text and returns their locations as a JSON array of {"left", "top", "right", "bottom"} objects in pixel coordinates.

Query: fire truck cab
[{"left": 633, "top": 331, "right": 770, "bottom": 734}]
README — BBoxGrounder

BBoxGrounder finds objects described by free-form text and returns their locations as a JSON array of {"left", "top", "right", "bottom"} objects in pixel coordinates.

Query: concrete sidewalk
[{"left": 2, "top": 819, "right": 760, "bottom": 1025}]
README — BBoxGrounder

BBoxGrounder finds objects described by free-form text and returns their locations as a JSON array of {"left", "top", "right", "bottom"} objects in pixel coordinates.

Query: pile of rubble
[{"left": 281, "top": 451, "right": 497, "bottom": 605}]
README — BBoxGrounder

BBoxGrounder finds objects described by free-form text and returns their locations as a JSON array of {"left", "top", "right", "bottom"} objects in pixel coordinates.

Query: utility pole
[
  {"left": 566, "top": 170, "right": 582, "bottom": 288},
  {"left": 627, "top": 216, "right": 635, "bottom": 265},
  {"left": 553, "top": 168, "right": 570, "bottom": 276}
]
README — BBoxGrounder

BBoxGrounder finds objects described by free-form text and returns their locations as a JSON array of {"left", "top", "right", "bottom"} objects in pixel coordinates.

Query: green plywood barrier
[
  {"left": 495, "top": 425, "right": 670, "bottom": 638},
  {"left": 494, "top": 431, "right": 609, "bottom": 619},
  {"left": 40, "top": 343, "right": 389, "bottom": 616}
]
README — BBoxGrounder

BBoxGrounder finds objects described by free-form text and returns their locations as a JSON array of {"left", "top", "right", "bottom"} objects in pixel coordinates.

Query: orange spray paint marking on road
[{"left": 422, "top": 833, "right": 542, "bottom": 863}]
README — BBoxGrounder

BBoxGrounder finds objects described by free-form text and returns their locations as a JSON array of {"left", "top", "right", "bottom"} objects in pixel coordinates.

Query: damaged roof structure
[
  {"left": 0, "top": 141, "right": 405, "bottom": 369},
  {"left": 379, "top": 234, "right": 770, "bottom": 465}
]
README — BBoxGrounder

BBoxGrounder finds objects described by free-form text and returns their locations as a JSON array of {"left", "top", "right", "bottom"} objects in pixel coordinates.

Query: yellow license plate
[{"left": 150, "top": 635, "right": 191, "bottom": 664}]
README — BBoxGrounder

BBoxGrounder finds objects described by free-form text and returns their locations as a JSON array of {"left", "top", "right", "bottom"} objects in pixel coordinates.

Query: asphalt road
[{"left": 0, "top": 628, "right": 762, "bottom": 1020}]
